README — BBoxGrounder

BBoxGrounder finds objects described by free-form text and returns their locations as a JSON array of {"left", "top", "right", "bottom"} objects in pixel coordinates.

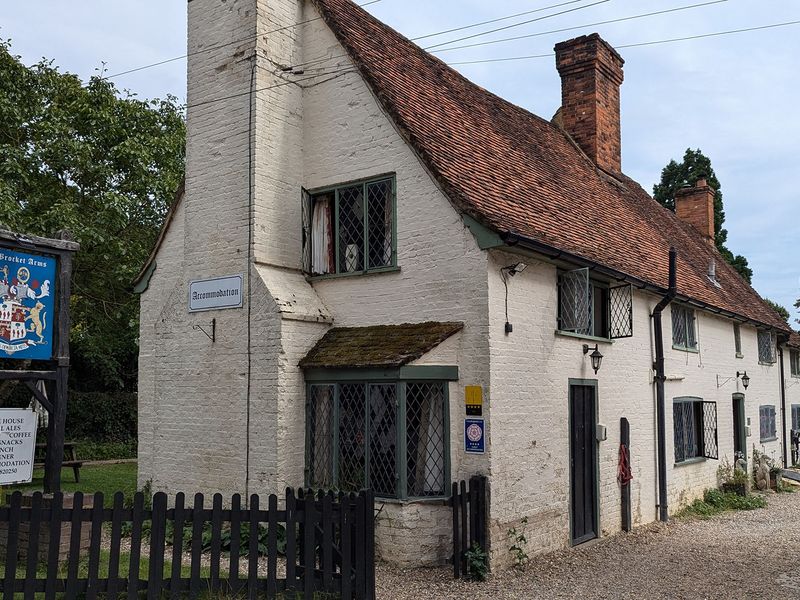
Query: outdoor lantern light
[
  {"left": 500, "top": 262, "right": 528, "bottom": 335},
  {"left": 583, "top": 344, "right": 604, "bottom": 374},
  {"left": 737, "top": 371, "right": 750, "bottom": 390}
]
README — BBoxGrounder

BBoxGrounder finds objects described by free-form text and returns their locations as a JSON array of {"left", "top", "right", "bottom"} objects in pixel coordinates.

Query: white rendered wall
[{"left": 485, "top": 249, "right": 783, "bottom": 567}]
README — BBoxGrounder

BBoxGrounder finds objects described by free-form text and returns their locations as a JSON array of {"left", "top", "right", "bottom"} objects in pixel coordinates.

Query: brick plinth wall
[
  {"left": 555, "top": 33, "right": 625, "bottom": 174},
  {"left": 675, "top": 178, "right": 715, "bottom": 243},
  {"left": 0, "top": 493, "right": 94, "bottom": 564}
]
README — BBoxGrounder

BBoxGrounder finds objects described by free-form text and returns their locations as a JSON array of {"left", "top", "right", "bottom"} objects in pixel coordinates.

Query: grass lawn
[{"left": 4, "top": 462, "right": 138, "bottom": 500}]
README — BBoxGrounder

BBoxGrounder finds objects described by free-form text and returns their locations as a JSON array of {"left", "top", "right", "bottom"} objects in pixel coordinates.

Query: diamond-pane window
[
  {"left": 366, "top": 179, "right": 393, "bottom": 269},
  {"left": 305, "top": 379, "right": 449, "bottom": 499},
  {"left": 368, "top": 384, "right": 397, "bottom": 498},
  {"left": 673, "top": 398, "right": 717, "bottom": 463},
  {"left": 672, "top": 305, "right": 697, "bottom": 350},
  {"left": 757, "top": 330, "right": 776, "bottom": 364},
  {"left": 308, "top": 384, "right": 334, "bottom": 488},
  {"left": 558, "top": 270, "right": 632, "bottom": 339},
  {"left": 303, "top": 177, "right": 396, "bottom": 276},
  {"left": 792, "top": 350, "right": 800, "bottom": 377},
  {"left": 338, "top": 383, "right": 366, "bottom": 491},
  {"left": 406, "top": 383, "right": 446, "bottom": 497}
]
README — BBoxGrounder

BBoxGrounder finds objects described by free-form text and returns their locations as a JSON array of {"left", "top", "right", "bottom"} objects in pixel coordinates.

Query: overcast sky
[{"left": 2, "top": 0, "right": 798, "bottom": 317}]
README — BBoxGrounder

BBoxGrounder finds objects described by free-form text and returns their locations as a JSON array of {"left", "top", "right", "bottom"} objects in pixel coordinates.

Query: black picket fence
[
  {"left": 450, "top": 475, "right": 487, "bottom": 579},
  {"left": 0, "top": 487, "right": 375, "bottom": 600}
]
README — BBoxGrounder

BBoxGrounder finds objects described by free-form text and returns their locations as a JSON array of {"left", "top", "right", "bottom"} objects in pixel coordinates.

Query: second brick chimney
[
  {"left": 675, "top": 178, "right": 716, "bottom": 244},
  {"left": 555, "top": 33, "right": 624, "bottom": 174}
]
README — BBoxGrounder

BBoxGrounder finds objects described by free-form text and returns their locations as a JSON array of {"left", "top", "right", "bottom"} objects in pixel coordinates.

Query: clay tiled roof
[
  {"left": 312, "top": 0, "right": 789, "bottom": 332},
  {"left": 300, "top": 321, "right": 463, "bottom": 368},
  {"left": 788, "top": 331, "right": 800, "bottom": 349}
]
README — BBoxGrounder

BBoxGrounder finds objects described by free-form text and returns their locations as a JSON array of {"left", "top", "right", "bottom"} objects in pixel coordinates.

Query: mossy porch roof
[{"left": 299, "top": 321, "right": 463, "bottom": 369}]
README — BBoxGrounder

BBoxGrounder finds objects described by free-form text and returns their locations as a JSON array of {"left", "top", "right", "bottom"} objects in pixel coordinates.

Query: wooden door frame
[{"left": 568, "top": 378, "right": 600, "bottom": 546}]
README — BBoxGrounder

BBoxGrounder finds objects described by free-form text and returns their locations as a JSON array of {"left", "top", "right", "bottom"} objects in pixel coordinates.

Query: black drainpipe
[
  {"left": 652, "top": 247, "right": 677, "bottom": 523},
  {"left": 779, "top": 342, "right": 788, "bottom": 468}
]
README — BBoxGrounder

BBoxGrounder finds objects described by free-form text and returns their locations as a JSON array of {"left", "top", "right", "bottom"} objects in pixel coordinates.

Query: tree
[
  {"left": 0, "top": 40, "right": 185, "bottom": 391},
  {"left": 653, "top": 148, "right": 753, "bottom": 283},
  {"left": 764, "top": 299, "right": 790, "bottom": 323},
  {"left": 795, "top": 296, "right": 800, "bottom": 327}
]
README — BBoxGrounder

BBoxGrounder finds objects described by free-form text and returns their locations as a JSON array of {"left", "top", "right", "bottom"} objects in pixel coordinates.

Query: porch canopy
[{"left": 300, "top": 321, "right": 463, "bottom": 370}]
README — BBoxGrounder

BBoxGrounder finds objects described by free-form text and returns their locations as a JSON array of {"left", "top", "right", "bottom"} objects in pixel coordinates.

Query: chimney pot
[{"left": 555, "top": 33, "right": 624, "bottom": 174}]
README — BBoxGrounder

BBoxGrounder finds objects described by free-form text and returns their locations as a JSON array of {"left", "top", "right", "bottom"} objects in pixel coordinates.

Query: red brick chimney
[
  {"left": 675, "top": 178, "right": 715, "bottom": 243},
  {"left": 555, "top": 33, "right": 624, "bottom": 174}
]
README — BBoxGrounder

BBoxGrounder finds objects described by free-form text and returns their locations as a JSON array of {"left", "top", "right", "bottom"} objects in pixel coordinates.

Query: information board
[
  {"left": 0, "top": 409, "right": 38, "bottom": 485},
  {"left": 465, "top": 418, "right": 485, "bottom": 454},
  {"left": 0, "top": 248, "right": 57, "bottom": 360}
]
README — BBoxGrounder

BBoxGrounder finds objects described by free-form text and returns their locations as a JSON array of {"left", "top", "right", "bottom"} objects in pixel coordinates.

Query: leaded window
[
  {"left": 302, "top": 176, "right": 396, "bottom": 276},
  {"left": 791, "top": 404, "right": 800, "bottom": 432},
  {"left": 306, "top": 380, "right": 448, "bottom": 499},
  {"left": 733, "top": 323, "right": 742, "bottom": 357},
  {"left": 757, "top": 330, "right": 776, "bottom": 364},
  {"left": 557, "top": 268, "right": 633, "bottom": 339},
  {"left": 790, "top": 349, "right": 800, "bottom": 377},
  {"left": 671, "top": 305, "right": 697, "bottom": 350},
  {"left": 673, "top": 398, "right": 718, "bottom": 463},
  {"left": 760, "top": 405, "right": 777, "bottom": 441}
]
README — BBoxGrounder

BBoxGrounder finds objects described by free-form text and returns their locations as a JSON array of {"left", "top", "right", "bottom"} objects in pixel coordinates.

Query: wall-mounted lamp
[
  {"left": 583, "top": 344, "right": 604, "bottom": 374},
  {"left": 500, "top": 262, "right": 528, "bottom": 335},
  {"left": 737, "top": 370, "right": 750, "bottom": 390}
]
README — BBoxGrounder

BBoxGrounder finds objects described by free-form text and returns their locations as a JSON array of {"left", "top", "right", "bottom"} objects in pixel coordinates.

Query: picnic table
[{"left": 34, "top": 441, "right": 83, "bottom": 483}]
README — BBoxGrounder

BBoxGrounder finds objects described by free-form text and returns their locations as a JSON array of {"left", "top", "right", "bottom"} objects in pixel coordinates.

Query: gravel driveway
[{"left": 376, "top": 491, "right": 800, "bottom": 599}]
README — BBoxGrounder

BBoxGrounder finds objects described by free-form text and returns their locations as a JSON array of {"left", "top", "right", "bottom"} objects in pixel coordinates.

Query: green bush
[
  {"left": 74, "top": 439, "right": 137, "bottom": 461},
  {"left": 66, "top": 391, "right": 137, "bottom": 442},
  {"left": 679, "top": 489, "right": 767, "bottom": 519}
]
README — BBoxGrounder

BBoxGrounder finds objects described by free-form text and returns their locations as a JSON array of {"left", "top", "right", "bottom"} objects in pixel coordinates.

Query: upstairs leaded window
[
  {"left": 306, "top": 380, "right": 448, "bottom": 499},
  {"left": 556, "top": 268, "right": 633, "bottom": 339},
  {"left": 790, "top": 349, "right": 800, "bottom": 377},
  {"left": 757, "top": 329, "right": 776, "bottom": 364},
  {"left": 671, "top": 305, "right": 697, "bottom": 350},
  {"left": 302, "top": 177, "right": 396, "bottom": 276}
]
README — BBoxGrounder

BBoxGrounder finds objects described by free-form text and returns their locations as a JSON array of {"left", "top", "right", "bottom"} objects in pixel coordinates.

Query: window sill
[
  {"left": 758, "top": 361, "right": 776, "bottom": 367},
  {"left": 674, "top": 457, "right": 707, "bottom": 467},
  {"left": 307, "top": 266, "right": 401, "bottom": 281},
  {"left": 672, "top": 344, "right": 699, "bottom": 354},
  {"left": 760, "top": 437, "right": 778, "bottom": 443},
  {"left": 554, "top": 330, "right": 614, "bottom": 345}
]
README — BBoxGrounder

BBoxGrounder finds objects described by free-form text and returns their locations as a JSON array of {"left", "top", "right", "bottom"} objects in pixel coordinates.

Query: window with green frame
[
  {"left": 306, "top": 380, "right": 449, "bottom": 499},
  {"left": 301, "top": 176, "right": 396, "bottom": 276}
]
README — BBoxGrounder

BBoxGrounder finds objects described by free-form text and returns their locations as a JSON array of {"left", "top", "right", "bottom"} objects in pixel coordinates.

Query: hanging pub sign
[{"left": 0, "top": 248, "right": 56, "bottom": 360}]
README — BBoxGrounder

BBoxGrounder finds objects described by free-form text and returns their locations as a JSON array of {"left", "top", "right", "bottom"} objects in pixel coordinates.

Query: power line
[
  {"left": 448, "top": 19, "right": 800, "bottom": 65},
  {"left": 287, "top": 0, "right": 613, "bottom": 71},
  {"left": 423, "top": 0, "right": 611, "bottom": 51},
  {"left": 411, "top": 0, "right": 588, "bottom": 41},
  {"left": 431, "top": 0, "right": 729, "bottom": 54},
  {"left": 101, "top": 0, "right": 382, "bottom": 81}
]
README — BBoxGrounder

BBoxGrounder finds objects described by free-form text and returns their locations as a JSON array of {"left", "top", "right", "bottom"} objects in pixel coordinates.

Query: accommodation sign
[
  {"left": 0, "top": 409, "right": 38, "bottom": 485},
  {"left": 0, "top": 248, "right": 56, "bottom": 360},
  {"left": 189, "top": 274, "right": 243, "bottom": 312}
]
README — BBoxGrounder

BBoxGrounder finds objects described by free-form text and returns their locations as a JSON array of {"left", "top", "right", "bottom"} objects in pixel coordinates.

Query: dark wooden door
[
  {"left": 570, "top": 384, "right": 598, "bottom": 545},
  {"left": 732, "top": 395, "right": 746, "bottom": 463}
]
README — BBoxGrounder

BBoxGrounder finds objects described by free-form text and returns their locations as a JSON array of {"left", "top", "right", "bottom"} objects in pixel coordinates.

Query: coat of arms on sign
[{"left": 0, "top": 249, "right": 56, "bottom": 361}]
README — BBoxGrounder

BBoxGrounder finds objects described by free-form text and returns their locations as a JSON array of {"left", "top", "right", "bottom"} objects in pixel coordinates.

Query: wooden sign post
[{"left": 0, "top": 229, "right": 78, "bottom": 493}]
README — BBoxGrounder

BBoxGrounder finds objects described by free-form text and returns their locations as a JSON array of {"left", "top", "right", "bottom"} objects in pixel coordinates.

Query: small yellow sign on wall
[{"left": 465, "top": 385, "right": 483, "bottom": 416}]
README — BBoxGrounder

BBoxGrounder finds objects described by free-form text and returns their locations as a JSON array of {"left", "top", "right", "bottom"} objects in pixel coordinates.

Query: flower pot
[{"left": 770, "top": 472, "right": 782, "bottom": 491}]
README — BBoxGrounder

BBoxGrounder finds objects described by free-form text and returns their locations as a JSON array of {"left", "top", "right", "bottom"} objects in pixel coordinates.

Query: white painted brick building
[{"left": 135, "top": 0, "right": 795, "bottom": 568}]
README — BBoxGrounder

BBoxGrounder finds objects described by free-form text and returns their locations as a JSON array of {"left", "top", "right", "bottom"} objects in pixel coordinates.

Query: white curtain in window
[
  {"left": 311, "top": 198, "right": 334, "bottom": 274},
  {"left": 422, "top": 389, "right": 443, "bottom": 494}
]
